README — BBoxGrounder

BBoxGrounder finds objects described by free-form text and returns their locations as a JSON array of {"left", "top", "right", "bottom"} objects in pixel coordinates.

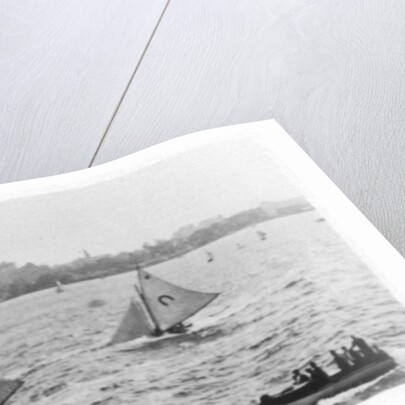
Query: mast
[{"left": 134, "top": 282, "right": 160, "bottom": 333}]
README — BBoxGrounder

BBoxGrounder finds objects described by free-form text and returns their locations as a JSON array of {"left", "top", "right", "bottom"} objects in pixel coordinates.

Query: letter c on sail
[{"left": 158, "top": 295, "right": 174, "bottom": 306}]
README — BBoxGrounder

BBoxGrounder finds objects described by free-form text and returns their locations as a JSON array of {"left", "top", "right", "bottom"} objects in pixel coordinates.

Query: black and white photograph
[{"left": 1, "top": 123, "right": 405, "bottom": 405}]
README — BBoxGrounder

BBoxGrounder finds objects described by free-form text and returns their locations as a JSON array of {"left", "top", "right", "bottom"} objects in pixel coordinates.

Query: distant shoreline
[{"left": 0, "top": 199, "right": 314, "bottom": 302}]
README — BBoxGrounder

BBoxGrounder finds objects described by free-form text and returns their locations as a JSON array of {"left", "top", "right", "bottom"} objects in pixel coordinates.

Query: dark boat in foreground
[
  {"left": 0, "top": 379, "right": 23, "bottom": 405},
  {"left": 260, "top": 353, "right": 396, "bottom": 405}
]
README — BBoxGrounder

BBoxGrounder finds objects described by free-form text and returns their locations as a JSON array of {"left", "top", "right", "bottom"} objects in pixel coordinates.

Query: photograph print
[{"left": 1, "top": 122, "right": 405, "bottom": 405}]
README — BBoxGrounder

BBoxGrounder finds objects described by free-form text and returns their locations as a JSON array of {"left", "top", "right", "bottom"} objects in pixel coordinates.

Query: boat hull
[{"left": 267, "top": 358, "right": 396, "bottom": 405}]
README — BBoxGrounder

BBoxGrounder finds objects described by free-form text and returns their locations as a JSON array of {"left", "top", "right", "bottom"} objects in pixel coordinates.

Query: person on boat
[
  {"left": 341, "top": 346, "right": 355, "bottom": 364},
  {"left": 305, "top": 366, "right": 328, "bottom": 388},
  {"left": 167, "top": 322, "right": 191, "bottom": 334},
  {"left": 305, "top": 368, "right": 316, "bottom": 383},
  {"left": 151, "top": 327, "right": 164, "bottom": 337},
  {"left": 348, "top": 346, "right": 366, "bottom": 366},
  {"left": 330, "top": 350, "right": 352, "bottom": 373},
  {"left": 292, "top": 369, "right": 310, "bottom": 385},
  {"left": 350, "top": 335, "right": 375, "bottom": 358},
  {"left": 309, "top": 362, "right": 331, "bottom": 385},
  {"left": 372, "top": 344, "right": 391, "bottom": 361}
]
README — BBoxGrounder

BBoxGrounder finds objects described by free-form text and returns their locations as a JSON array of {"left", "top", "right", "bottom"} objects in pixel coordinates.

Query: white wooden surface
[
  {"left": 0, "top": 0, "right": 168, "bottom": 181},
  {"left": 2, "top": 0, "right": 405, "bottom": 256}
]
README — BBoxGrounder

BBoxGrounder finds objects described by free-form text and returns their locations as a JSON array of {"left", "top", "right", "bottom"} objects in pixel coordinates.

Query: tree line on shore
[{"left": 0, "top": 200, "right": 313, "bottom": 302}]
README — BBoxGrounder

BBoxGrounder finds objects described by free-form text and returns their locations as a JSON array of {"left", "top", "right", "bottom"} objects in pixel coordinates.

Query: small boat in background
[
  {"left": 206, "top": 252, "right": 214, "bottom": 263},
  {"left": 257, "top": 231, "right": 267, "bottom": 241},
  {"left": 55, "top": 280, "right": 64, "bottom": 293},
  {"left": 110, "top": 269, "right": 219, "bottom": 345},
  {"left": 0, "top": 379, "right": 23, "bottom": 405}
]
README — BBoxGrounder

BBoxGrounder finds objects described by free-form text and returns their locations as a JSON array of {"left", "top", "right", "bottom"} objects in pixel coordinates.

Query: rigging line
[{"left": 88, "top": 0, "right": 172, "bottom": 167}]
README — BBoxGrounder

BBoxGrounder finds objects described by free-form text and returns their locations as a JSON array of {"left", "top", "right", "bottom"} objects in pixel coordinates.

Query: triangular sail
[
  {"left": 109, "top": 298, "right": 154, "bottom": 345},
  {"left": 55, "top": 280, "right": 64, "bottom": 293},
  {"left": 139, "top": 270, "right": 219, "bottom": 331}
]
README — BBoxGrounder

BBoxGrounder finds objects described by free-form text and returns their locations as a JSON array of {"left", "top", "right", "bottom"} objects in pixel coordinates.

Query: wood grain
[
  {"left": 93, "top": 0, "right": 405, "bottom": 256},
  {"left": 0, "top": 0, "right": 168, "bottom": 183}
]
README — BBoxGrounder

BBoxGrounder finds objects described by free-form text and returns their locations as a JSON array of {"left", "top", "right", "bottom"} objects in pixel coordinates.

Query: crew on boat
[
  {"left": 292, "top": 369, "right": 310, "bottom": 385},
  {"left": 259, "top": 337, "right": 392, "bottom": 405},
  {"left": 151, "top": 322, "right": 191, "bottom": 336},
  {"left": 350, "top": 335, "right": 375, "bottom": 358},
  {"left": 348, "top": 346, "right": 364, "bottom": 365},
  {"left": 341, "top": 345, "right": 367, "bottom": 367},
  {"left": 372, "top": 344, "right": 391, "bottom": 361},
  {"left": 291, "top": 362, "right": 330, "bottom": 389},
  {"left": 341, "top": 346, "right": 354, "bottom": 363},
  {"left": 330, "top": 350, "right": 352, "bottom": 373},
  {"left": 308, "top": 362, "right": 330, "bottom": 385},
  {"left": 151, "top": 327, "right": 164, "bottom": 337},
  {"left": 333, "top": 337, "right": 391, "bottom": 372},
  {"left": 167, "top": 322, "right": 191, "bottom": 334},
  {"left": 304, "top": 368, "right": 320, "bottom": 385}
]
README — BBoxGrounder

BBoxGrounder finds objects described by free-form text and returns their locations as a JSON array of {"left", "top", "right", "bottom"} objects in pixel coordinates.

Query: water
[{"left": 1, "top": 211, "right": 405, "bottom": 405}]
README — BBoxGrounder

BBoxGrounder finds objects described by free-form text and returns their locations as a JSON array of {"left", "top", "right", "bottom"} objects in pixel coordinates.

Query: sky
[{"left": 0, "top": 135, "right": 300, "bottom": 266}]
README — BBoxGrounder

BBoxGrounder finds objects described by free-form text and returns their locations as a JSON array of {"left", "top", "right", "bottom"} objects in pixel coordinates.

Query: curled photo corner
[{"left": 1, "top": 121, "right": 405, "bottom": 405}]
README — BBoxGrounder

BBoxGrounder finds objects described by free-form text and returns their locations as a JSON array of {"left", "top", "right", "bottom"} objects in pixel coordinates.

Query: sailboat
[
  {"left": 206, "top": 252, "right": 214, "bottom": 263},
  {"left": 55, "top": 280, "right": 64, "bottom": 293},
  {"left": 110, "top": 269, "right": 219, "bottom": 345},
  {"left": 257, "top": 231, "right": 267, "bottom": 241}
]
